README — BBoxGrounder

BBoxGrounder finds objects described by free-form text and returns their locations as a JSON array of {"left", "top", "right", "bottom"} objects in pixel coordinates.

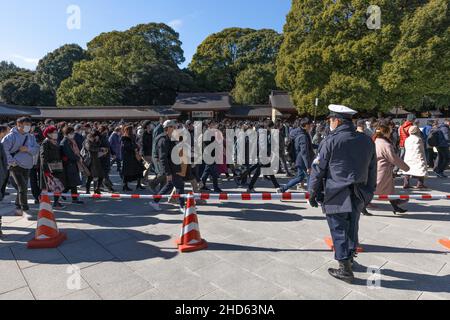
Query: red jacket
[{"left": 399, "top": 121, "right": 413, "bottom": 148}]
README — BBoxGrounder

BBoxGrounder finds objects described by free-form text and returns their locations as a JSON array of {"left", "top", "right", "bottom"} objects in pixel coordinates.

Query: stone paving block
[
  {"left": 129, "top": 288, "right": 171, "bottom": 300},
  {"left": 156, "top": 274, "right": 218, "bottom": 300},
  {"left": 343, "top": 291, "right": 374, "bottom": 300},
  {"left": 22, "top": 258, "right": 89, "bottom": 300},
  {"left": 58, "top": 237, "right": 115, "bottom": 269},
  {"left": 58, "top": 287, "right": 102, "bottom": 300},
  {"left": 272, "top": 290, "right": 305, "bottom": 300},
  {"left": 216, "top": 272, "right": 285, "bottom": 300},
  {"left": 194, "top": 260, "right": 247, "bottom": 285},
  {"left": 81, "top": 261, "right": 151, "bottom": 300},
  {"left": 135, "top": 259, "right": 197, "bottom": 288},
  {"left": 11, "top": 246, "right": 66, "bottom": 270},
  {"left": 175, "top": 251, "right": 222, "bottom": 272},
  {"left": 0, "top": 287, "right": 34, "bottom": 300},
  {"left": 255, "top": 260, "right": 351, "bottom": 300},
  {"left": 106, "top": 239, "right": 178, "bottom": 271},
  {"left": 198, "top": 288, "right": 236, "bottom": 300},
  {"left": 346, "top": 261, "right": 430, "bottom": 300},
  {"left": 0, "top": 247, "right": 27, "bottom": 294}
]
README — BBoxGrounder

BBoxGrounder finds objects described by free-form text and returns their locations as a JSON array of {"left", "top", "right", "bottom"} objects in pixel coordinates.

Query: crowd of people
[{"left": 0, "top": 114, "right": 449, "bottom": 237}]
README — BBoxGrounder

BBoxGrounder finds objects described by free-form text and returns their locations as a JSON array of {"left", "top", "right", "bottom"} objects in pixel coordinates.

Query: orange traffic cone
[
  {"left": 324, "top": 237, "right": 364, "bottom": 253},
  {"left": 439, "top": 238, "right": 450, "bottom": 250},
  {"left": 176, "top": 193, "right": 207, "bottom": 253},
  {"left": 28, "top": 194, "right": 67, "bottom": 249}
]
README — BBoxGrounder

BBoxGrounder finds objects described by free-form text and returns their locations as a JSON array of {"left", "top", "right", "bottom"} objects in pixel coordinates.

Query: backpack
[{"left": 427, "top": 130, "right": 439, "bottom": 147}]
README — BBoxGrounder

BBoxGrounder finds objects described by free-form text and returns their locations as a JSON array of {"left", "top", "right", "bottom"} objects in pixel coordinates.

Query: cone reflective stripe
[
  {"left": 439, "top": 238, "right": 450, "bottom": 250},
  {"left": 27, "top": 194, "right": 66, "bottom": 249},
  {"left": 325, "top": 237, "right": 364, "bottom": 253},
  {"left": 177, "top": 193, "right": 207, "bottom": 253}
]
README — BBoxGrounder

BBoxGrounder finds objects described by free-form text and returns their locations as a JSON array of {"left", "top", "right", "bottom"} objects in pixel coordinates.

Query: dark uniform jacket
[
  {"left": 292, "top": 127, "right": 314, "bottom": 170},
  {"left": 308, "top": 122, "right": 377, "bottom": 214},
  {"left": 0, "top": 142, "right": 8, "bottom": 200},
  {"left": 155, "top": 133, "right": 180, "bottom": 176}
]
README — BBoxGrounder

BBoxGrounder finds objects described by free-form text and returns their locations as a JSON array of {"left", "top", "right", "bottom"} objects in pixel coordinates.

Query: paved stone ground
[{"left": 0, "top": 169, "right": 449, "bottom": 300}]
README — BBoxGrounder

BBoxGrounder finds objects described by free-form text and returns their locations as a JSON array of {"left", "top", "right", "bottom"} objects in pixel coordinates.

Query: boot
[
  {"left": 85, "top": 182, "right": 91, "bottom": 195},
  {"left": 361, "top": 207, "right": 373, "bottom": 216},
  {"left": 328, "top": 260, "right": 354, "bottom": 284},
  {"left": 390, "top": 200, "right": 408, "bottom": 215}
]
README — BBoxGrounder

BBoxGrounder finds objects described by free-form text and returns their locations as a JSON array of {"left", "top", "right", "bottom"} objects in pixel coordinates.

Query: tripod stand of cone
[
  {"left": 27, "top": 194, "right": 66, "bottom": 249},
  {"left": 439, "top": 238, "right": 450, "bottom": 251},
  {"left": 176, "top": 193, "right": 208, "bottom": 253},
  {"left": 324, "top": 237, "right": 364, "bottom": 253}
]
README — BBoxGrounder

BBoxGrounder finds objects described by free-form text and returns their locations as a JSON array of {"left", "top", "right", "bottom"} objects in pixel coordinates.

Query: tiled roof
[
  {"left": 173, "top": 92, "right": 232, "bottom": 111},
  {"left": 32, "top": 106, "right": 180, "bottom": 120}
]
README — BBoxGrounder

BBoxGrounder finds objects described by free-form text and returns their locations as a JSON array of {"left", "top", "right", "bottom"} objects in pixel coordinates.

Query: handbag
[
  {"left": 45, "top": 175, "right": 65, "bottom": 193},
  {"left": 48, "top": 161, "right": 63, "bottom": 173}
]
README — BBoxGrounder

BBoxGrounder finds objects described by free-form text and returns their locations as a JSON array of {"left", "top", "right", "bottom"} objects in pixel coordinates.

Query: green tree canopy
[
  {"left": 0, "top": 71, "right": 43, "bottom": 106},
  {"left": 35, "top": 44, "right": 87, "bottom": 100},
  {"left": 57, "top": 23, "right": 190, "bottom": 107},
  {"left": 276, "top": 0, "right": 429, "bottom": 115},
  {"left": 0, "top": 61, "right": 25, "bottom": 82},
  {"left": 189, "top": 28, "right": 283, "bottom": 92},
  {"left": 232, "top": 64, "right": 276, "bottom": 105},
  {"left": 380, "top": 0, "right": 450, "bottom": 108}
]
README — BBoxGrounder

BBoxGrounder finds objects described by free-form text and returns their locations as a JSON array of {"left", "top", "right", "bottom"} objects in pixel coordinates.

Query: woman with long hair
[
  {"left": 374, "top": 124, "right": 410, "bottom": 214},
  {"left": 121, "top": 126, "right": 145, "bottom": 191},
  {"left": 60, "top": 126, "right": 84, "bottom": 204}
]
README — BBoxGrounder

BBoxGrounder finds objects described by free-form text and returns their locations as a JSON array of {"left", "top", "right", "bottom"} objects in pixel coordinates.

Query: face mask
[{"left": 23, "top": 125, "right": 31, "bottom": 133}]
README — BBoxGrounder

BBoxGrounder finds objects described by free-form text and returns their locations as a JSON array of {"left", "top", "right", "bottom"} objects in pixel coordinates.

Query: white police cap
[
  {"left": 163, "top": 120, "right": 177, "bottom": 129},
  {"left": 328, "top": 104, "right": 358, "bottom": 119}
]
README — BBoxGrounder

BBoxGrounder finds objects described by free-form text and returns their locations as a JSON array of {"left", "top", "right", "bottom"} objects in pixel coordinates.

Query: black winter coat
[
  {"left": 40, "top": 139, "right": 65, "bottom": 189},
  {"left": 83, "top": 139, "right": 104, "bottom": 179},
  {"left": 61, "top": 138, "right": 82, "bottom": 188},
  {"left": 121, "top": 136, "right": 144, "bottom": 181},
  {"left": 155, "top": 133, "right": 180, "bottom": 176}
]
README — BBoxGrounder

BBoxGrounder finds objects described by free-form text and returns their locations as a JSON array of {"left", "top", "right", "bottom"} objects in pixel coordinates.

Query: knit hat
[{"left": 43, "top": 126, "right": 57, "bottom": 138}]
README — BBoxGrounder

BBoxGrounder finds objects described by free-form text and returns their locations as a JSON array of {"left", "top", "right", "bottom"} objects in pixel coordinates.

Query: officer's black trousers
[{"left": 326, "top": 208, "right": 360, "bottom": 261}]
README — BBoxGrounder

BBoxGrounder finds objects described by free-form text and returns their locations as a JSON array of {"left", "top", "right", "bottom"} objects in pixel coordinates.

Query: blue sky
[{"left": 0, "top": 0, "right": 291, "bottom": 70}]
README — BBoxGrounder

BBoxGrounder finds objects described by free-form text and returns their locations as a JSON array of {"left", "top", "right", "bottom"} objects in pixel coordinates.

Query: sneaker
[
  {"left": 276, "top": 188, "right": 284, "bottom": 194},
  {"left": 213, "top": 188, "right": 224, "bottom": 193},
  {"left": 200, "top": 186, "right": 211, "bottom": 192},
  {"left": 246, "top": 188, "right": 256, "bottom": 193},
  {"left": 15, "top": 209, "right": 23, "bottom": 217},
  {"left": 179, "top": 207, "right": 186, "bottom": 214},
  {"left": 149, "top": 202, "right": 162, "bottom": 212}
]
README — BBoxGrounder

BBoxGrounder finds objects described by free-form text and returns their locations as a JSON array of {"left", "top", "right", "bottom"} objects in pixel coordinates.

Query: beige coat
[
  {"left": 375, "top": 138, "right": 410, "bottom": 195},
  {"left": 401, "top": 135, "right": 428, "bottom": 177}
]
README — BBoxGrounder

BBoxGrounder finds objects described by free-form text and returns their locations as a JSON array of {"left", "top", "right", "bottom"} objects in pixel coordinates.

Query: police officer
[{"left": 308, "top": 105, "right": 377, "bottom": 284}]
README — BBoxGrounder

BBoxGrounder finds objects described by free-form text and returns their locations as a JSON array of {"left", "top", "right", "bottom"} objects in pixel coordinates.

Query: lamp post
[{"left": 314, "top": 98, "right": 319, "bottom": 123}]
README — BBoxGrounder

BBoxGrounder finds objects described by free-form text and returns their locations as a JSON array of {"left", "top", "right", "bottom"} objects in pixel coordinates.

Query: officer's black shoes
[
  {"left": 328, "top": 260, "right": 354, "bottom": 284},
  {"left": 361, "top": 208, "right": 373, "bottom": 216}
]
